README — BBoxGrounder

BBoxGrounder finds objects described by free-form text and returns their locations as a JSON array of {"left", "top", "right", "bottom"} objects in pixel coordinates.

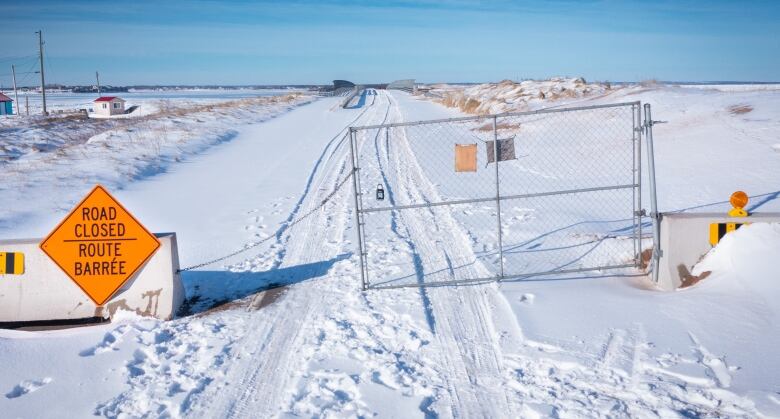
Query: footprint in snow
[
  {"left": 5, "top": 378, "right": 53, "bottom": 399},
  {"left": 688, "top": 332, "right": 734, "bottom": 388},
  {"left": 79, "top": 325, "right": 129, "bottom": 357}
]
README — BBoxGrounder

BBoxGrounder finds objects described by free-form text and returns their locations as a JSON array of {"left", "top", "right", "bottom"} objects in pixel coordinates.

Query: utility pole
[
  {"left": 11, "top": 65, "right": 19, "bottom": 116},
  {"left": 25, "top": 96, "right": 29, "bottom": 116},
  {"left": 36, "top": 30, "right": 47, "bottom": 115},
  {"left": 96, "top": 71, "right": 101, "bottom": 95}
]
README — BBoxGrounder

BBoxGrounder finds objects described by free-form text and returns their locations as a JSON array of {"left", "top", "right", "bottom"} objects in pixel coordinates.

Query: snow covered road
[{"left": 2, "top": 84, "right": 780, "bottom": 418}]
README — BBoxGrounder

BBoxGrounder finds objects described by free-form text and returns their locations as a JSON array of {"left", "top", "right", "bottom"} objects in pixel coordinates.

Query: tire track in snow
[
  {"left": 268, "top": 92, "right": 378, "bottom": 269},
  {"left": 283, "top": 92, "right": 446, "bottom": 417},
  {"left": 189, "top": 92, "right": 391, "bottom": 419},
  {"left": 370, "top": 94, "right": 438, "bottom": 333},
  {"left": 501, "top": 324, "right": 761, "bottom": 417},
  {"left": 364, "top": 91, "right": 517, "bottom": 417},
  {"left": 383, "top": 93, "right": 756, "bottom": 417}
]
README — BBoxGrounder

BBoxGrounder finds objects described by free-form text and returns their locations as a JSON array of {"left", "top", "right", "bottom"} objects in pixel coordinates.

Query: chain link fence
[{"left": 350, "top": 101, "right": 648, "bottom": 290}]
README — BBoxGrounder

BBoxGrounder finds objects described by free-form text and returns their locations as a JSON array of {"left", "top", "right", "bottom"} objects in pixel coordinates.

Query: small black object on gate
[{"left": 376, "top": 184, "right": 385, "bottom": 200}]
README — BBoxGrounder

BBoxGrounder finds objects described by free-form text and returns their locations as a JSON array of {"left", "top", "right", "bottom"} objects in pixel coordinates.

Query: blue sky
[{"left": 1, "top": 0, "right": 779, "bottom": 86}]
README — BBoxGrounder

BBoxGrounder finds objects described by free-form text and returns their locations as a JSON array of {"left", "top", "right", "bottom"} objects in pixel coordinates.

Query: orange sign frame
[{"left": 40, "top": 185, "right": 161, "bottom": 306}]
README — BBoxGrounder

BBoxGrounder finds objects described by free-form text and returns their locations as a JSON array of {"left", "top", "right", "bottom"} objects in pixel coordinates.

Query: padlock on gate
[{"left": 376, "top": 184, "right": 385, "bottom": 201}]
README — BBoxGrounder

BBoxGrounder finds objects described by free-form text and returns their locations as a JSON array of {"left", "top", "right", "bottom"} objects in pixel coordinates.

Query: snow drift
[
  {"left": 426, "top": 77, "right": 612, "bottom": 114},
  {"left": 692, "top": 222, "right": 780, "bottom": 290}
]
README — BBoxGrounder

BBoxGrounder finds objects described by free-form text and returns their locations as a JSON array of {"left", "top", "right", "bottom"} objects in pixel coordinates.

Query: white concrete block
[{"left": 0, "top": 233, "right": 185, "bottom": 325}]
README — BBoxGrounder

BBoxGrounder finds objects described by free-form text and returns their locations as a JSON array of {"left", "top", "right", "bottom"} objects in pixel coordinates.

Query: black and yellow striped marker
[
  {"left": 0, "top": 252, "right": 25, "bottom": 275},
  {"left": 709, "top": 223, "right": 748, "bottom": 246}
]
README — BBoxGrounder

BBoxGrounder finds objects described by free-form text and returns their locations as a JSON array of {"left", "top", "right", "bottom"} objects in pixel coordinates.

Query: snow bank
[
  {"left": 426, "top": 78, "right": 612, "bottom": 114},
  {"left": 0, "top": 93, "right": 315, "bottom": 233},
  {"left": 692, "top": 222, "right": 780, "bottom": 289}
]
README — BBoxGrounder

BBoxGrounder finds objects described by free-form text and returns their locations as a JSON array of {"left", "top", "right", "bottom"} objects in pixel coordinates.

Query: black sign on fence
[{"left": 486, "top": 138, "right": 516, "bottom": 163}]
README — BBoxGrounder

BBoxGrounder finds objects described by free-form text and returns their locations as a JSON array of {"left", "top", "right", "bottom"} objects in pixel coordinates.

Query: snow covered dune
[
  {"left": 426, "top": 77, "right": 613, "bottom": 114},
  {"left": 0, "top": 93, "right": 315, "bottom": 234}
]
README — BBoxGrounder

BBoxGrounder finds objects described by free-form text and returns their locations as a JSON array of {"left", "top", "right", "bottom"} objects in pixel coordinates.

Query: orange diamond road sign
[{"left": 40, "top": 185, "right": 160, "bottom": 306}]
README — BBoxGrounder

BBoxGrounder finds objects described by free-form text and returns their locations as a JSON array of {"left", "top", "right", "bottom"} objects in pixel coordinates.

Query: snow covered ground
[
  {"left": 0, "top": 91, "right": 315, "bottom": 234},
  {"left": 2, "top": 89, "right": 304, "bottom": 116},
  {"left": 1, "top": 81, "right": 780, "bottom": 418}
]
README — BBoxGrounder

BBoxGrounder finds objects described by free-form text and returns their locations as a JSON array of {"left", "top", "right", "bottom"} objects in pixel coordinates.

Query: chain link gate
[{"left": 349, "top": 101, "right": 649, "bottom": 290}]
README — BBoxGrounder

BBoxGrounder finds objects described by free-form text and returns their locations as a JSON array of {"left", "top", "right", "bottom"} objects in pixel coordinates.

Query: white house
[{"left": 94, "top": 96, "right": 126, "bottom": 116}]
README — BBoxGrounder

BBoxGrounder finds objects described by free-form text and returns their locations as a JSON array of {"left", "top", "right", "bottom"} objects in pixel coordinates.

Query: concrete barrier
[
  {"left": 655, "top": 213, "right": 780, "bottom": 290},
  {"left": 0, "top": 233, "right": 184, "bottom": 326}
]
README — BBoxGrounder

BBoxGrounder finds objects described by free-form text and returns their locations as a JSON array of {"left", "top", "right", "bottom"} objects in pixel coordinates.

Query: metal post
[
  {"left": 631, "top": 105, "right": 639, "bottom": 263},
  {"left": 631, "top": 103, "right": 642, "bottom": 265},
  {"left": 11, "top": 65, "right": 19, "bottom": 116},
  {"left": 493, "top": 116, "right": 505, "bottom": 278},
  {"left": 349, "top": 129, "right": 368, "bottom": 290},
  {"left": 636, "top": 104, "right": 643, "bottom": 265},
  {"left": 36, "top": 30, "right": 47, "bottom": 116},
  {"left": 643, "top": 104, "right": 660, "bottom": 282}
]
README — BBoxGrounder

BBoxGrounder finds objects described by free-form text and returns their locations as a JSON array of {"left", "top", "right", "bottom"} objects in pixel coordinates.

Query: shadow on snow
[{"left": 178, "top": 252, "right": 351, "bottom": 316}]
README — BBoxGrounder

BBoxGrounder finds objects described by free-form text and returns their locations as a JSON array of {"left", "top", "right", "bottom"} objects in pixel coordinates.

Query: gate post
[
  {"left": 493, "top": 116, "right": 505, "bottom": 279},
  {"left": 349, "top": 128, "right": 368, "bottom": 290},
  {"left": 634, "top": 103, "right": 643, "bottom": 266},
  {"left": 643, "top": 104, "right": 661, "bottom": 283}
]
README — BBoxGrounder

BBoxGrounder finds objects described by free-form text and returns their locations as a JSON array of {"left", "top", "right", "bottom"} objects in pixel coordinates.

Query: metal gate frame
[{"left": 349, "top": 101, "right": 660, "bottom": 290}]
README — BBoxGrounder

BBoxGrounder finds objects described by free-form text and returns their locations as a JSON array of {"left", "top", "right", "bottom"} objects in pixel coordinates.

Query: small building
[
  {"left": 0, "top": 93, "right": 13, "bottom": 116},
  {"left": 94, "top": 96, "right": 126, "bottom": 116}
]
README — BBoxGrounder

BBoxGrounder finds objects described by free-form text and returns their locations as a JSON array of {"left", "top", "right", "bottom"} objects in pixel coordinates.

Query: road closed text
[
  {"left": 74, "top": 206, "right": 126, "bottom": 238},
  {"left": 72, "top": 207, "right": 130, "bottom": 276}
]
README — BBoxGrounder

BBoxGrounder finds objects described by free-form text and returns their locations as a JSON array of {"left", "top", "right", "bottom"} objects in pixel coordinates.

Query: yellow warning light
[{"left": 728, "top": 191, "right": 749, "bottom": 217}]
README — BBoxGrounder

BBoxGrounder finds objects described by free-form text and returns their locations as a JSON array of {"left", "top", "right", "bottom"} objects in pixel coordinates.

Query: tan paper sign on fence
[{"left": 455, "top": 144, "right": 477, "bottom": 172}]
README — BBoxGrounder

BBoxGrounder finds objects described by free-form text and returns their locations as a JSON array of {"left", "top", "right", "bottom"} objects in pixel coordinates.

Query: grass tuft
[{"left": 728, "top": 104, "right": 753, "bottom": 115}]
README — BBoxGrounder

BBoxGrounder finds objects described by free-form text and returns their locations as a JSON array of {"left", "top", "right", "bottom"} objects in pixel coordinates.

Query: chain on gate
[{"left": 176, "top": 142, "right": 355, "bottom": 273}]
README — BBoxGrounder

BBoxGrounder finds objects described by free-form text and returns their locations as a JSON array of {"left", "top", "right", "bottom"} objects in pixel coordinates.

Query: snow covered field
[
  {"left": 1, "top": 81, "right": 779, "bottom": 418},
  {"left": 3, "top": 89, "right": 304, "bottom": 116},
  {"left": 0, "top": 90, "right": 315, "bottom": 234}
]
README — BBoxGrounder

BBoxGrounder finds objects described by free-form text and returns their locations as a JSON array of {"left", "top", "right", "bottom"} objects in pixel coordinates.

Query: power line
[
  {"left": 14, "top": 59, "right": 40, "bottom": 86},
  {"left": 0, "top": 56, "right": 39, "bottom": 84},
  {"left": 0, "top": 54, "right": 38, "bottom": 64},
  {"left": 0, "top": 71, "right": 38, "bottom": 77},
  {"left": 45, "top": 52, "right": 57, "bottom": 86}
]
